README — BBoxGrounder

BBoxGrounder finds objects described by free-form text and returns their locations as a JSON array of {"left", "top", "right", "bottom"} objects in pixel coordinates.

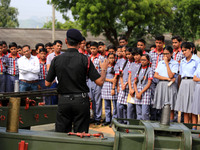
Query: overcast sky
[{"left": 10, "top": 0, "right": 68, "bottom": 23}]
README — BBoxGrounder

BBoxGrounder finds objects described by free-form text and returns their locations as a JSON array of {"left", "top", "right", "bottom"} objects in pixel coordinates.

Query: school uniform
[
  {"left": 100, "top": 51, "right": 109, "bottom": 59},
  {"left": 174, "top": 55, "right": 199, "bottom": 113},
  {"left": 78, "top": 48, "right": 88, "bottom": 56},
  {"left": 117, "top": 60, "right": 131, "bottom": 123},
  {"left": 101, "top": 65, "right": 117, "bottom": 123},
  {"left": 192, "top": 64, "right": 200, "bottom": 115},
  {"left": 134, "top": 66, "right": 153, "bottom": 120},
  {"left": 6, "top": 53, "right": 20, "bottom": 92},
  {"left": 153, "top": 59, "right": 179, "bottom": 110},
  {"left": 114, "top": 58, "right": 126, "bottom": 76},
  {"left": 88, "top": 53, "right": 104, "bottom": 122},
  {"left": 172, "top": 48, "right": 184, "bottom": 122},
  {"left": 193, "top": 54, "right": 199, "bottom": 61},
  {"left": 173, "top": 48, "right": 185, "bottom": 63},
  {"left": 149, "top": 48, "right": 164, "bottom": 120},
  {"left": 0, "top": 54, "right": 7, "bottom": 92},
  {"left": 149, "top": 48, "right": 164, "bottom": 95},
  {"left": 127, "top": 62, "right": 141, "bottom": 119},
  {"left": 38, "top": 60, "right": 49, "bottom": 104}
]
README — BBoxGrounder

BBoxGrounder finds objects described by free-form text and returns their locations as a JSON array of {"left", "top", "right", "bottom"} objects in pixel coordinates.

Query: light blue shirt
[
  {"left": 155, "top": 59, "right": 179, "bottom": 78},
  {"left": 194, "top": 63, "right": 200, "bottom": 75},
  {"left": 193, "top": 54, "right": 200, "bottom": 61},
  {"left": 194, "top": 64, "right": 200, "bottom": 84},
  {"left": 179, "top": 55, "right": 199, "bottom": 78}
]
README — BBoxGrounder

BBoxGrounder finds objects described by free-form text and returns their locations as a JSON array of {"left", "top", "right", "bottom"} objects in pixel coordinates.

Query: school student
[
  {"left": 46, "top": 40, "right": 63, "bottom": 105},
  {"left": 127, "top": 48, "right": 143, "bottom": 119},
  {"left": 119, "top": 36, "right": 128, "bottom": 46},
  {"left": 45, "top": 42, "right": 53, "bottom": 55},
  {"left": 133, "top": 54, "right": 153, "bottom": 120},
  {"left": 101, "top": 53, "right": 117, "bottom": 126},
  {"left": 17, "top": 45, "right": 23, "bottom": 56},
  {"left": 114, "top": 46, "right": 126, "bottom": 76},
  {"left": 35, "top": 43, "right": 44, "bottom": 56},
  {"left": 190, "top": 42, "right": 199, "bottom": 61},
  {"left": 153, "top": 46, "right": 179, "bottom": 121},
  {"left": 98, "top": 42, "right": 108, "bottom": 58},
  {"left": 0, "top": 42, "right": 7, "bottom": 92},
  {"left": 172, "top": 36, "right": 184, "bottom": 63},
  {"left": 78, "top": 37, "right": 88, "bottom": 55},
  {"left": 171, "top": 35, "right": 184, "bottom": 122},
  {"left": 137, "top": 39, "right": 148, "bottom": 54},
  {"left": 117, "top": 47, "right": 133, "bottom": 123},
  {"left": 6, "top": 42, "right": 20, "bottom": 92},
  {"left": 88, "top": 41, "right": 104, "bottom": 125},
  {"left": 1, "top": 41, "right": 9, "bottom": 55},
  {"left": 107, "top": 45, "right": 116, "bottom": 55},
  {"left": 150, "top": 45, "right": 156, "bottom": 51},
  {"left": 191, "top": 64, "right": 200, "bottom": 128},
  {"left": 149, "top": 35, "right": 165, "bottom": 121},
  {"left": 38, "top": 48, "right": 49, "bottom": 104},
  {"left": 174, "top": 42, "right": 199, "bottom": 125},
  {"left": 86, "top": 41, "right": 91, "bottom": 55},
  {"left": 122, "top": 45, "right": 128, "bottom": 57}
]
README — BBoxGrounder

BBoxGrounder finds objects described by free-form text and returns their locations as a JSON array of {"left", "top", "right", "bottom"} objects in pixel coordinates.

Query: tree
[
  {"left": 0, "top": 0, "right": 19, "bottom": 27},
  {"left": 169, "top": 0, "right": 200, "bottom": 41},
  {"left": 43, "top": 19, "right": 81, "bottom": 30},
  {"left": 49, "top": 0, "right": 173, "bottom": 46}
]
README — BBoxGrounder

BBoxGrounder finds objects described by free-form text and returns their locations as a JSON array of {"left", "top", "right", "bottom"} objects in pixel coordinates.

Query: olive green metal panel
[
  {"left": 0, "top": 118, "right": 200, "bottom": 150},
  {"left": 141, "top": 121, "right": 155, "bottom": 149},
  {"left": 0, "top": 127, "right": 114, "bottom": 150},
  {"left": 112, "top": 118, "right": 197, "bottom": 150},
  {"left": 0, "top": 105, "right": 57, "bottom": 127}
]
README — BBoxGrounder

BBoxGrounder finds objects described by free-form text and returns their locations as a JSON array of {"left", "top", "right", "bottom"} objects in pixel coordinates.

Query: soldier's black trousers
[{"left": 56, "top": 94, "right": 90, "bottom": 133}]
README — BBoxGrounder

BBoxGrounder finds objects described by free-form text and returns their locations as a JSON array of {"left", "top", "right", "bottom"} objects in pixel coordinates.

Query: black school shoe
[
  {"left": 94, "top": 121, "right": 101, "bottom": 125},
  {"left": 101, "top": 122, "right": 111, "bottom": 126}
]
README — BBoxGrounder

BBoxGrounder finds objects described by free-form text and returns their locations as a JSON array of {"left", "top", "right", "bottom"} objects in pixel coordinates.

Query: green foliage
[
  {"left": 43, "top": 19, "right": 81, "bottom": 30},
  {"left": 169, "top": 0, "right": 200, "bottom": 41},
  {"left": 0, "top": 0, "right": 19, "bottom": 27},
  {"left": 49, "top": 0, "right": 199, "bottom": 45}
]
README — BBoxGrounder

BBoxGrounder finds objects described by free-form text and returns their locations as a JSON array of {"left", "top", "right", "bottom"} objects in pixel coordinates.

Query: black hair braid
[{"left": 141, "top": 63, "right": 150, "bottom": 83}]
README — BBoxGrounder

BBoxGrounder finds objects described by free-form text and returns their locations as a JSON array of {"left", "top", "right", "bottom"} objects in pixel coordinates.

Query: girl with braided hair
[{"left": 133, "top": 54, "right": 153, "bottom": 120}]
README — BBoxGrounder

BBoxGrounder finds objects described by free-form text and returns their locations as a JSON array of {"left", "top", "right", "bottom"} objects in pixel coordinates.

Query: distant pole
[{"left": 52, "top": 5, "right": 55, "bottom": 43}]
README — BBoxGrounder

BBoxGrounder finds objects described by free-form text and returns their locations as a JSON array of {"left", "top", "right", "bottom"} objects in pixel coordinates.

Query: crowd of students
[
  {"left": 79, "top": 35, "right": 200, "bottom": 129},
  {"left": 0, "top": 40, "right": 62, "bottom": 105},
  {"left": 0, "top": 34, "right": 199, "bottom": 129}
]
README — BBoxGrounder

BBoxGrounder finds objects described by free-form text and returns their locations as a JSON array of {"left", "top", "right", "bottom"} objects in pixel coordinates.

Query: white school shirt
[
  {"left": 155, "top": 59, "right": 179, "bottom": 78},
  {"left": 18, "top": 55, "right": 40, "bottom": 81},
  {"left": 179, "top": 55, "right": 199, "bottom": 78}
]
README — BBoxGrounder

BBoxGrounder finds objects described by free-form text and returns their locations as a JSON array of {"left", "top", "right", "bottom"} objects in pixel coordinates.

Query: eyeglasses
[
  {"left": 163, "top": 53, "right": 170, "bottom": 55},
  {"left": 141, "top": 59, "right": 147, "bottom": 61}
]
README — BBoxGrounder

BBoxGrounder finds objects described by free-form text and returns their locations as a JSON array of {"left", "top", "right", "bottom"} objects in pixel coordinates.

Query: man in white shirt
[{"left": 18, "top": 45, "right": 40, "bottom": 92}]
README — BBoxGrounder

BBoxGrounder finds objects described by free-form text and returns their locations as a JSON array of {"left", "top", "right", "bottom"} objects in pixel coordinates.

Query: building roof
[{"left": 0, "top": 28, "right": 109, "bottom": 50}]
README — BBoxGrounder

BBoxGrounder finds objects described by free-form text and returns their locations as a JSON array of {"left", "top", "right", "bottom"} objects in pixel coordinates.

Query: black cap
[{"left": 66, "top": 29, "right": 83, "bottom": 42}]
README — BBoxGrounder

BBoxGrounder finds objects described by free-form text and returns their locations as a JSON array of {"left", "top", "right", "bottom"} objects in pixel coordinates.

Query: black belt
[
  {"left": 60, "top": 93, "right": 87, "bottom": 98},
  {"left": 182, "top": 77, "right": 193, "bottom": 79}
]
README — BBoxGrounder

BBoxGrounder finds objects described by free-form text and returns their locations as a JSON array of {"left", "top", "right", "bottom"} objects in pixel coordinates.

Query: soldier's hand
[{"left": 100, "top": 58, "right": 109, "bottom": 70}]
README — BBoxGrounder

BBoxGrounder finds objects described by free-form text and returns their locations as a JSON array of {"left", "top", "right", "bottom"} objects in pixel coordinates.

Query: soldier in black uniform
[{"left": 45, "top": 29, "right": 108, "bottom": 133}]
